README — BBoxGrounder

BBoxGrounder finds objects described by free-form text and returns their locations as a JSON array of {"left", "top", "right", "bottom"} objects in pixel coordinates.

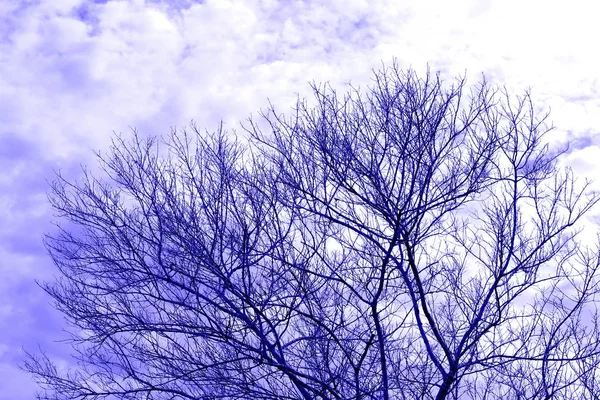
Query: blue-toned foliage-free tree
[{"left": 23, "top": 61, "right": 600, "bottom": 399}]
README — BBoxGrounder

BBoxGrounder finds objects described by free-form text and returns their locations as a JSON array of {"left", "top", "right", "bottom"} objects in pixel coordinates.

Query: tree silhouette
[{"left": 23, "top": 60, "right": 600, "bottom": 399}]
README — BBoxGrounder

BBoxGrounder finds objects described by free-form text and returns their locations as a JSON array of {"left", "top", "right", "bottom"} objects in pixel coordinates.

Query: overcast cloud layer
[{"left": 1, "top": 0, "right": 599, "bottom": 397}]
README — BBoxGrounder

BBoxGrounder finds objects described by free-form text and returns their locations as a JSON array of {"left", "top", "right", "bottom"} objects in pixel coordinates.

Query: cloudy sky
[{"left": 1, "top": 0, "right": 599, "bottom": 398}]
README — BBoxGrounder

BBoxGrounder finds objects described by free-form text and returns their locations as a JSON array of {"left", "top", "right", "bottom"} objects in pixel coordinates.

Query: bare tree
[{"left": 23, "top": 60, "right": 600, "bottom": 400}]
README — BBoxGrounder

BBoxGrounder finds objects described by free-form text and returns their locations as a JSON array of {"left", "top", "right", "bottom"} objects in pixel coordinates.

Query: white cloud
[{"left": 2, "top": 0, "right": 600, "bottom": 398}]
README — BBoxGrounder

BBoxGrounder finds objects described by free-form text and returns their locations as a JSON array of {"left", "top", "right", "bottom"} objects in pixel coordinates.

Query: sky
[{"left": 1, "top": 0, "right": 599, "bottom": 398}]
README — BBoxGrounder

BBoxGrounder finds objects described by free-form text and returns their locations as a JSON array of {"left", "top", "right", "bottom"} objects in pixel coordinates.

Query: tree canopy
[{"left": 24, "top": 61, "right": 600, "bottom": 400}]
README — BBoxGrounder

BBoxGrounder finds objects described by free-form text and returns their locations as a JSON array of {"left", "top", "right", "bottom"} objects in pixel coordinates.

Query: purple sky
[{"left": 1, "top": 0, "right": 599, "bottom": 398}]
